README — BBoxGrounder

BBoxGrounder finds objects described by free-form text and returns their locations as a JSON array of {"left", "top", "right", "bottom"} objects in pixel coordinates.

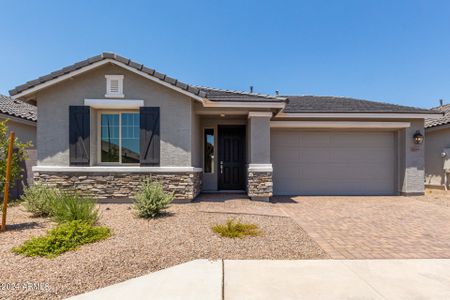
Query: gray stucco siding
[
  {"left": 425, "top": 126, "right": 450, "bottom": 187},
  {"left": 34, "top": 63, "right": 194, "bottom": 167}
]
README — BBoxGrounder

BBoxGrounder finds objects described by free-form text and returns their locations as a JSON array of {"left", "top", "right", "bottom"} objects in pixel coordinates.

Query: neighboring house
[
  {"left": 0, "top": 94, "right": 37, "bottom": 198},
  {"left": 425, "top": 103, "right": 450, "bottom": 189},
  {"left": 9, "top": 53, "right": 440, "bottom": 200}
]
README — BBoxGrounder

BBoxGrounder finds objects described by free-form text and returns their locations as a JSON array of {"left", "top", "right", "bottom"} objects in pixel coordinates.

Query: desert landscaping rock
[{"left": 0, "top": 202, "right": 327, "bottom": 300}]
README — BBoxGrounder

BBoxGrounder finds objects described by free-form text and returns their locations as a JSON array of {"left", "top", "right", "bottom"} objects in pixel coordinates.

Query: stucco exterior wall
[
  {"left": 0, "top": 116, "right": 36, "bottom": 147},
  {"left": 425, "top": 126, "right": 450, "bottom": 187},
  {"left": 33, "top": 63, "right": 194, "bottom": 167},
  {"left": 248, "top": 116, "right": 271, "bottom": 164},
  {"left": 397, "top": 119, "right": 425, "bottom": 195}
]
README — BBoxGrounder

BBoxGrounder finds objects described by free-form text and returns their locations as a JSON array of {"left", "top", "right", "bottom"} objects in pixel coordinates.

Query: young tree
[{"left": 0, "top": 120, "right": 31, "bottom": 192}]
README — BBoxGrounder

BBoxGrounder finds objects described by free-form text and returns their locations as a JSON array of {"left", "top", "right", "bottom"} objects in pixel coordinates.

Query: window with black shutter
[
  {"left": 140, "top": 107, "right": 160, "bottom": 166},
  {"left": 69, "top": 106, "right": 90, "bottom": 165}
]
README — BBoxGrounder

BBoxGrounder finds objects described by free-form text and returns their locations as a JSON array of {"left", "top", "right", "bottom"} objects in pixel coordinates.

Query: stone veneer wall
[
  {"left": 33, "top": 171, "right": 202, "bottom": 201},
  {"left": 247, "top": 171, "right": 273, "bottom": 200}
]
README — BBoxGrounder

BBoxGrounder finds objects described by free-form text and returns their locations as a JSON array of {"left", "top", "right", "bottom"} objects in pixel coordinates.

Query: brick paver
[{"left": 276, "top": 196, "right": 450, "bottom": 259}]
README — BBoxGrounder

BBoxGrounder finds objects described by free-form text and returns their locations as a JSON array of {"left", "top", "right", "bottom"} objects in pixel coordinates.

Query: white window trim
[
  {"left": 97, "top": 110, "right": 140, "bottom": 165},
  {"left": 203, "top": 127, "right": 215, "bottom": 174},
  {"left": 105, "top": 75, "right": 124, "bottom": 98}
]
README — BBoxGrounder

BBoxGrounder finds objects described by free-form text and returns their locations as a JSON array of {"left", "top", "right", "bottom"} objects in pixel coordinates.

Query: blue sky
[{"left": 1, "top": 0, "right": 449, "bottom": 108}]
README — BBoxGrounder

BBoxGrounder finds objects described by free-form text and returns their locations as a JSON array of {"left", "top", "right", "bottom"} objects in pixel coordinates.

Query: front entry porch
[{"left": 197, "top": 111, "right": 274, "bottom": 201}]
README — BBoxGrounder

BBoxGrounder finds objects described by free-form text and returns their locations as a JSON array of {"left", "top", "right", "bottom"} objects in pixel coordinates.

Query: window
[
  {"left": 204, "top": 128, "right": 214, "bottom": 173},
  {"left": 105, "top": 75, "right": 124, "bottom": 98},
  {"left": 100, "top": 112, "right": 140, "bottom": 164}
]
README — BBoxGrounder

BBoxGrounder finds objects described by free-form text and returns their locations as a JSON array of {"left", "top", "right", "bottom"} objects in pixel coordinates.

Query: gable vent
[{"left": 105, "top": 75, "right": 124, "bottom": 98}]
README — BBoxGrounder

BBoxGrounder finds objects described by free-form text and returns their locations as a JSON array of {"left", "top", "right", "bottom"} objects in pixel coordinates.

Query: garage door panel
[
  {"left": 300, "top": 148, "right": 331, "bottom": 163},
  {"left": 271, "top": 131, "right": 300, "bottom": 146},
  {"left": 331, "top": 147, "right": 394, "bottom": 163},
  {"left": 331, "top": 132, "right": 394, "bottom": 147},
  {"left": 300, "top": 133, "right": 331, "bottom": 147},
  {"left": 271, "top": 147, "right": 300, "bottom": 162},
  {"left": 271, "top": 130, "right": 396, "bottom": 196}
]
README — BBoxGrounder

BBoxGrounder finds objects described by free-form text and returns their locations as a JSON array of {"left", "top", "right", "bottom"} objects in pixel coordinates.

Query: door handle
[{"left": 220, "top": 161, "right": 223, "bottom": 174}]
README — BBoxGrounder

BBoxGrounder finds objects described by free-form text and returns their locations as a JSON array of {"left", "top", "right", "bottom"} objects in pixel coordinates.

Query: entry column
[{"left": 247, "top": 112, "right": 273, "bottom": 201}]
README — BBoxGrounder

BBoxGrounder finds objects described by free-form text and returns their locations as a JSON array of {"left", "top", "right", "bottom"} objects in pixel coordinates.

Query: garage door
[{"left": 271, "top": 130, "right": 396, "bottom": 195}]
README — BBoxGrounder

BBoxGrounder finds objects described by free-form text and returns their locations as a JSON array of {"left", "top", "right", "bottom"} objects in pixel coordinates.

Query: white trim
[
  {"left": 248, "top": 164, "right": 273, "bottom": 172},
  {"left": 0, "top": 113, "right": 36, "bottom": 126},
  {"left": 248, "top": 112, "right": 273, "bottom": 118},
  {"left": 270, "top": 121, "right": 411, "bottom": 129},
  {"left": 11, "top": 59, "right": 207, "bottom": 103},
  {"left": 203, "top": 99, "right": 285, "bottom": 109},
  {"left": 195, "top": 110, "right": 249, "bottom": 116},
  {"left": 275, "top": 111, "right": 442, "bottom": 119},
  {"left": 85, "top": 99, "right": 144, "bottom": 109},
  {"left": 32, "top": 166, "right": 203, "bottom": 173}
]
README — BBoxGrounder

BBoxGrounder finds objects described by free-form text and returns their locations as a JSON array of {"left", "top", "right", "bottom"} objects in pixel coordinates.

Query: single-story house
[
  {"left": 9, "top": 53, "right": 441, "bottom": 200},
  {"left": 0, "top": 94, "right": 37, "bottom": 198},
  {"left": 425, "top": 102, "right": 450, "bottom": 189}
]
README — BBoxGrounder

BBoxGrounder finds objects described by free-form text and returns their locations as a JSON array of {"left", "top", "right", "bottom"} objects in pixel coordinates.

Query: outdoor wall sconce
[{"left": 413, "top": 131, "right": 424, "bottom": 144}]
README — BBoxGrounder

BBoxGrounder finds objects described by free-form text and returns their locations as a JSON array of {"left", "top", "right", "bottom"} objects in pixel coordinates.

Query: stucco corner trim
[
  {"left": 248, "top": 164, "right": 273, "bottom": 172},
  {"left": 84, "top": 99, "right": 144, "bottom": 109},
  {"left": 32, "top": 166, "right": 203, "bottom": 173}
]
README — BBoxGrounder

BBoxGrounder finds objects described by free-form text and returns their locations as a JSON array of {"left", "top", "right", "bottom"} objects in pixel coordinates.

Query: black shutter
[
  {"left": 69, "top": 106, "right": 90, "bottom": 165},
  {"left": 140, "top": 107, "right": 160, "bottom": 166}
]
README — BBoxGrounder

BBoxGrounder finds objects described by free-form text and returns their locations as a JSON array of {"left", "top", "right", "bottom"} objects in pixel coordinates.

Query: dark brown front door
[{"left": 218, "top": 125, "right": 246, "bottom": 190}]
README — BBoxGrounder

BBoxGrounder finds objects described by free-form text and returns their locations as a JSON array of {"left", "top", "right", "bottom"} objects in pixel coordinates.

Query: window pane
[
  {"left": 204, "top": 129, "right": 214, "bottom": 173},
  {"left": 101, "top": 114, "right": 120, "bottom": 162},
  {"left": 121, "top": 113, "right": 140, "bottom": 163}
]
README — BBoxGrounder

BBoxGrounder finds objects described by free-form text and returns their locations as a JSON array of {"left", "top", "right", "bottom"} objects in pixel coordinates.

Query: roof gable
[{"left": 9, "top": 53, "right": 208, "bottom": 101}]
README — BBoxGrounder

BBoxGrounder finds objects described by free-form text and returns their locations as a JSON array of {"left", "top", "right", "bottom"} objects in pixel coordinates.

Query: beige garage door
[{"left": 271, "top": 129, "right": 396, "bottom": 195}]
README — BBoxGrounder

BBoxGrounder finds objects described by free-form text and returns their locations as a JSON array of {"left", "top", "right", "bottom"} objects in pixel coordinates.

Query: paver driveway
[{"left": 276, "top": 196, "right": 450, "bottom": 259}]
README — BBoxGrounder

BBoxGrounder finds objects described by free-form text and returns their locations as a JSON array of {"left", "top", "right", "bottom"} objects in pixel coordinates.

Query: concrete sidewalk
[{"left": 69, "top": 259, "right": 450, "bottom": 300}]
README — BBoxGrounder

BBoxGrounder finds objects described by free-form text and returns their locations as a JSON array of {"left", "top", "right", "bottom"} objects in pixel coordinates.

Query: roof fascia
[{"left": 275, "top": 111, "right": 442, "bottom": 119}]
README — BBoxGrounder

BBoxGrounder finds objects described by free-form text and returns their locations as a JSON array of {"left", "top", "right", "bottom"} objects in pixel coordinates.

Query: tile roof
[
  {"left": 283, "top": 95, "right": 439, "bottom": 114},
  {"left": 425, "top": 104, "right": 450, "bottom": 128},
  {"left": 0, "top": 94, "right": 37, "bottom": 122},
  {"left": 9, "top": 52, "right": 208, "bottom": 98},
  {"left": 195, "top": 86, "right": 286, "bottom": 102}
]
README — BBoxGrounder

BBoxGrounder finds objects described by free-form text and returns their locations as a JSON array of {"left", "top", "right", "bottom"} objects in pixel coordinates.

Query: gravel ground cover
[{"left": 0, "top": 202, "right": 327, "bottom": 299}]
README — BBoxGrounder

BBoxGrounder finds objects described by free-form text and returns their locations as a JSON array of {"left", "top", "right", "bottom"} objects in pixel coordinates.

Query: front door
[{"left": 218, "top": 125, "right": 246, "bottom": 190}]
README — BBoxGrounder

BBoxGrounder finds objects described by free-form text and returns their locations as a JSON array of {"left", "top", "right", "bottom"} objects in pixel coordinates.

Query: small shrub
[
  {"left": 51, "top": 193, "right": 99, "bottom": 224},
  {"left": 133, "top": 179, "right": 174, "bottom": 218},
  {"left": 212, "top": 218, "right": 260, "bottom": 238},
  {"left": 22, "top": 184, "right": 59, "bottom": 217},
  {"left": 12, "top": 220, "right": 111, "bottom": 258}
]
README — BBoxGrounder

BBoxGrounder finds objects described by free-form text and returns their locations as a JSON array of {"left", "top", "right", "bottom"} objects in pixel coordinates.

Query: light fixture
[
  {"left": 413, "top": 131, "right": 424, "bottom": 144},
  {"left": 220, "top": 113, "right": 225, "bottom": 117}
]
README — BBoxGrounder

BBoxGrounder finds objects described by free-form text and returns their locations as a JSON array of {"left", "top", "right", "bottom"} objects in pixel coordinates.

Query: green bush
[
  {"left": 12, "top": 220, "right": 110, "bottom": 258},
  {"left": 22, "top": 184, "right": 59, "bottom": 217},
  {"left": 51, "top": 193, "right": 99, "bottom": 224},
  {"left": 212, "top": 218, "right": 260, "bottom": 238},
  {"left": 133, "top": 179, "right": 174, "bottom": 218}
]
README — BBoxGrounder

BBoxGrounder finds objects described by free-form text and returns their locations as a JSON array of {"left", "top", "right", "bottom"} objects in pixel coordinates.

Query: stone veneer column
[{"left": 247, "top": 112, "right": 273, "bottom": 201}]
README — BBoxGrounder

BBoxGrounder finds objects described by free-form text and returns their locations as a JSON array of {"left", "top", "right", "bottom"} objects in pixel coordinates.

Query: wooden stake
[{"left": 1, "top": 131, "right": 14, "bottom": 231}]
